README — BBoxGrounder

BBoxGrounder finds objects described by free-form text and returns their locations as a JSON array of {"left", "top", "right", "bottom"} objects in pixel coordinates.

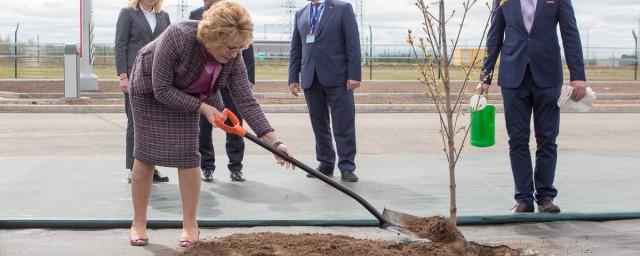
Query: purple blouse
[{"left": 182, "top": 48, "right": 222, "bottom": 101}]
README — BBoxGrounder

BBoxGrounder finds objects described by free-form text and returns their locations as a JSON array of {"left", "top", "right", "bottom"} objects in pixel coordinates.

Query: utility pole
[
  {"left": 633, "top": 30, "right": 638, "bottom": 81},
  {"left": 353, "top": 0, "right": 364, "bottom": 50},
  {"left": 637, "top": 15, "right": 640, "bottom": 80},
  {"left": 369, "top": 25, "right": 372, "bottom": 80},
  {"left": 37, "top": 34, "right": 40, "bottom": 64},
  {"left": 585, "top": 26, "right": 589, "bottom": 67},
  {"left": 176, "top": 0, "right": 189, "bottom": 20},
  {"left": 14, "top": 22, "right": 19, "bottom": 79},
  {"left": 282, "top": 0, "right": 296, "bottom": 39}
]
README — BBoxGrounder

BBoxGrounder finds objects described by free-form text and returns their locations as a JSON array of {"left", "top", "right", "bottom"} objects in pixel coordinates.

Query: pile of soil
[
  {"left": 178, "top": 217, "right": 526, "bottom": 256},
  {"left": 404, "top": 216, "right": 464, "bottom": 243}
]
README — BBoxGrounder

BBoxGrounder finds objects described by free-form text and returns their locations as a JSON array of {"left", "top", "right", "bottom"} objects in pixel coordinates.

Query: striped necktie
[
  {"left": 311, "top": 2, "right": 321, "bottom": 33},
  {"left": 522, "top": 0, "right": 537, "bottom": 33}
]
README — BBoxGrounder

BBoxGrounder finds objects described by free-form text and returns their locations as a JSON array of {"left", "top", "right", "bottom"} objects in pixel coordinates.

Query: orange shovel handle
[{"left": 213, "top": 108, "right": 246, "bottom": 137}]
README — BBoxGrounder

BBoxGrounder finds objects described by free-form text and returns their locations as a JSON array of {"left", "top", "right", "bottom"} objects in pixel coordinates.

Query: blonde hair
[
  {"left": 128, "top": 0, "right": 164, "bottom": 13},
  {"left": 197, "top": 1, "right": 254, "bottom": 48}
]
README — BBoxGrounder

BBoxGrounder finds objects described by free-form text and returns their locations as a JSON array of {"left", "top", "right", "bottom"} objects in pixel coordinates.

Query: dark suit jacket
[
  {"left": 189, "top": 5, "right": 255, "bottom": 84},
  {"left": 115, "top": 7, "right": 170, "bottom": 76},
  {"left": 482, "top": 0, "right": 585, "bottom": 88},
  {"left": 189, "top": 6, "right": 207, "bottom": 20},
  {"left": 288, "top": 0, "right": 361, "bottom": 89}
]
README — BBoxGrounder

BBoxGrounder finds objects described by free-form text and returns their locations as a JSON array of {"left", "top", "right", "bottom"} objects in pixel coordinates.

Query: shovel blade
[
  {"left": 382, "top": 208, "right": 421, "bottom": 227},
  {"left": 381, "top": 208, "right": 427, "bottom": 239}
]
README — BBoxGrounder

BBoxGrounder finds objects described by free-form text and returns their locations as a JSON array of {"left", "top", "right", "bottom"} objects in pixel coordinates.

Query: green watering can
[{"left": 469, "top": 94, "right": 495, "bottom": 147}]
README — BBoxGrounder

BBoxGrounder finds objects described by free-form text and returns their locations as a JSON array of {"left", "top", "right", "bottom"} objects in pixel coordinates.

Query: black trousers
[
  {"left": 199, "top": 87, "right": 245, "bottom": 172},
  {"left": 124, "top": 92, "right": 134, "bottom": 169}
]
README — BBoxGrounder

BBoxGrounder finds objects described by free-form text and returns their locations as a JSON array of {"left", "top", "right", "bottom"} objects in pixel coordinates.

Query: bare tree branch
[
  {"left": 453, "top": 1, "right": 500, "bottom": 166},
  {"left": 408, "top": 36, "right": 449, "bottom": 136},
  {"left": 447, "top": 0, "right": 478, "bottom": 66}
]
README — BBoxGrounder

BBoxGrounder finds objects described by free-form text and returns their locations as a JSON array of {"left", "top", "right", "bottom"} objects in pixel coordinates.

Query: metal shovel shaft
[
  {"left": 213, "top": 108, "right": 392, "bottom": 227},
  {"left": 243, "top": 132, "right": 392, "bottom": 228}
]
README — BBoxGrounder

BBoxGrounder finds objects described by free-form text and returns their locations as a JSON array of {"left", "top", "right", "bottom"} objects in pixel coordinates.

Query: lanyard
[{"left": 309, "top": 3, "right": 325, "bottom": 33}]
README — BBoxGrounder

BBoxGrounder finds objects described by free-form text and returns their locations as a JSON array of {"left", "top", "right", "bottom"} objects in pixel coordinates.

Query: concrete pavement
[
  {"left": 1, "top": 113, "right": 640, "bottom": 255},
  {"left": 2, "top": 220, "right": 640, "bottom": 256}
]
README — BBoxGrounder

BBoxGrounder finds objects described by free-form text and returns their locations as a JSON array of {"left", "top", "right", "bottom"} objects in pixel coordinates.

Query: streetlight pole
[
  {"left": 585, "top": 26, "right": 589, "bottom": 67},
  {"left": 14, "top": 22, "right": 19, "bottom": 79},
  {"left": 37, "top": 34, "right": 40, "bottom": 64},
  {"left": 633, "top": 30, "right": 638, "bottom": 81},
  {"left": 369, "top": 25, "right": 373, "bottom": 80}
]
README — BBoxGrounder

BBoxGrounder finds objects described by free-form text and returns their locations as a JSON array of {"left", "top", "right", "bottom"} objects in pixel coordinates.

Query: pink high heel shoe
[
  {"left": 129, "top": 237, "right": 149, "bottom": 246},
  {"left": 179, "top": 231, "right": 200, "bottom": 247}
]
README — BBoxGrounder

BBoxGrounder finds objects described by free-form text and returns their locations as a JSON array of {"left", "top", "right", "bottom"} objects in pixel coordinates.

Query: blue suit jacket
[
  {"left": 288, "top": 0, "right": 361, "bottom": 89},
  {"left": 482, "top": 0, "right": 585, "bottom": 88}
]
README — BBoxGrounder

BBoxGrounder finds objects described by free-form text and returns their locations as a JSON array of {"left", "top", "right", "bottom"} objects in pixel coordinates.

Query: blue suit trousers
[
  {"left": 501, "top": 66, "right": 561, "bottom": 205},
  {"left": 304, "top": 75, "right": 356, "bottom": 173}
]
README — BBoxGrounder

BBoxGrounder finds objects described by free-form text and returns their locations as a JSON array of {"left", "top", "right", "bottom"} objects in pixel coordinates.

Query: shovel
[{"left": 213, "top": 109, "right": 419, "bottom": 230}]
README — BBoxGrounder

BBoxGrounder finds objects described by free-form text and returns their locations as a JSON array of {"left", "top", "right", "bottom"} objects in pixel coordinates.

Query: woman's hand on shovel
[
  {"left": 274, "top": 143, "right": 295, "bottom": 169},
  {"left": 262, "top": 132, "right": 295, "bottom": 170},
  {"left": 198, "top": 103, "right": 223, "bottom": 127}
]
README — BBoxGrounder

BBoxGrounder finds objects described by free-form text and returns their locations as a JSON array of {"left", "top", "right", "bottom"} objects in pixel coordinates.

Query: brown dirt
[
  {"left": 178, "top": 217, "right": 526, "bottom": 256},
  {"left": 404, "top": 216, "right": 464, "bottom": 244}
]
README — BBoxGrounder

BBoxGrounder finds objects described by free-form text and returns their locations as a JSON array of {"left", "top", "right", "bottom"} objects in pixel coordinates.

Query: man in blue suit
[
  {"left": 288, "top": 0, "right": 361, "bottom": 182},
  {"left": 479, "top": 0, "right": 587, "bottom": 213}
]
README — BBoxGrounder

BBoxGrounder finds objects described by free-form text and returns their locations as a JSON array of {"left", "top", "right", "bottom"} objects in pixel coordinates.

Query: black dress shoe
[
  {"left": 153, "top": 169, "right": 169, "bottom": 183},
  {"left": 341, "top": 171, "right": 359, "bottom": 182},
  {"left": 230, "top": 170, "right": 245, "bottom": 182},
  {"left": 202, "top": 169, "right": 214, "bottom": 182},
  {"left": 307, "top": 167, "right": 334, "bottom": 178}
]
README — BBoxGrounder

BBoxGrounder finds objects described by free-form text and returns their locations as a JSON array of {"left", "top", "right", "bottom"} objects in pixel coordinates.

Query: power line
[
  {"left": 176, "top": 0, "right": 189, "bottom": 21},
  {"left": 352, "top": 0, "right": 365, "bottom": 45},
  {"left": 279, "top": 0, "right": 366, "bottom": 42},
  {"left": 280, "top": 0, "right": 296, "bottom": 39}
]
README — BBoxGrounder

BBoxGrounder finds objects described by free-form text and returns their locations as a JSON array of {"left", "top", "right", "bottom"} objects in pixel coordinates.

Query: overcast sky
[{"left": 0, "top": 0, "right": 638, "bottom": 56}]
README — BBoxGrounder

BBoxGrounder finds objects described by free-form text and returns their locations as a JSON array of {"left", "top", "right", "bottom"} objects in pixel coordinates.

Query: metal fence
[{"left": 0, "top": 42, "right": 637, "bottom": 79}]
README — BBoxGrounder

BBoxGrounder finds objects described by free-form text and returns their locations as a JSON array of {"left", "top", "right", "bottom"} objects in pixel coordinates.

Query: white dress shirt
[{"left": 141, "top": 5, "right": 157, "bottom": 33}]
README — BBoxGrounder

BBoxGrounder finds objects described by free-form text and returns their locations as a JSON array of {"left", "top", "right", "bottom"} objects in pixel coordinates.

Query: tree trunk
[{"left": 438, "top": 0, "right": 457, "bottom": 226}]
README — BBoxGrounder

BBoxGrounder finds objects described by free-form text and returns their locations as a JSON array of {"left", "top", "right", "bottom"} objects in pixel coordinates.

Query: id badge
[{"left": 306, "top": 34, "right": 315, "bottom": 44}]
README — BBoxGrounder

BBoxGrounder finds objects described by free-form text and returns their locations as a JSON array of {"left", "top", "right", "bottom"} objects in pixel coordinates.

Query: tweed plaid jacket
[{"left": 129, "top": 21, "right": 273, "bottom": 137}]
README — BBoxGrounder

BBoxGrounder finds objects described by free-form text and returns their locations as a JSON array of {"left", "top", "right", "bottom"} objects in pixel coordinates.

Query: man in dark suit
[
  {"left": 288, "top": 0, "right": 361, "bottom": 182},
  {"left": 479, "top": 0, "right": 587, "bottom": 213},
  {"left": 190, "top": 0, "right": 256, "bottom": 182},
  {"left": 115, "top": 0, "right": 171, "bottom": 183}
]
